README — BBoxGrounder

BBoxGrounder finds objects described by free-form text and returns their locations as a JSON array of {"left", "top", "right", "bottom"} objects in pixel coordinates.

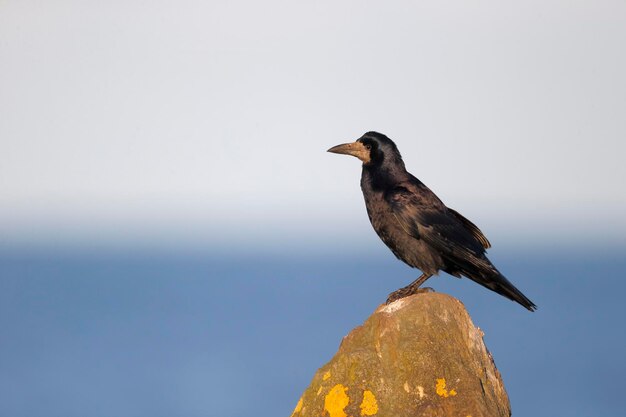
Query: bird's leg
[{"left": 385, "top": 273, "right": 433, "bottom": 304}]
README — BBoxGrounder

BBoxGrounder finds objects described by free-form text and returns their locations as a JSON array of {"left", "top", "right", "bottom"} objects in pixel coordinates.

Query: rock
[{"left": 290, "top": 292, "right": 511, "bottom": 417}]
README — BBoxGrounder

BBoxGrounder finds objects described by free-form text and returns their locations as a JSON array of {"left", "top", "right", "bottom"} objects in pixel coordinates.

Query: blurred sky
[{"left": 1, "top": 0, "right": 625, "bottom": 250}]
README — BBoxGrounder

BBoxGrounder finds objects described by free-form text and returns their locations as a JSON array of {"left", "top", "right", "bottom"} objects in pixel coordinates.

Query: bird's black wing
[
  {"left": 447, "top": 208, "right": 491, "bottom": 249},
  {"left": 386, "top": 182, "right": 536, "bottom": 311},
  {"left": 385, "top": 183, "right": 492, "bottom": 271}
]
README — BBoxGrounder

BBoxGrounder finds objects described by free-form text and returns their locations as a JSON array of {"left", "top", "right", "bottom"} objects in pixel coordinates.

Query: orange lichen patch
[
  {"left": 324, "top": 384, "right": 350, "bottom": 417},
  {"left": 435, "top": 378, "right": 457, "bottom": 397},
  {"left": 290, "top": 397, "right": 303, "bottom": 416},
  {"left": 323, "top": 370, "right": 332, "bottom": 381},
  {"left": 360, "top": 390, "right": 379, "bottom": 416}
]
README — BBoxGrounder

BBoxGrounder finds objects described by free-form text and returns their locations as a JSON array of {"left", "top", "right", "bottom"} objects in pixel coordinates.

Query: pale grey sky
[{"left": 1, "top": 1, "right": 625, "bottom": 247}]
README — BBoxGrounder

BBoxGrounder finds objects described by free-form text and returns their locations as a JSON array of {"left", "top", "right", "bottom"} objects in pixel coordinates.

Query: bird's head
[{"left": 327, "top": 131, "right": 404, "bottom": 168}]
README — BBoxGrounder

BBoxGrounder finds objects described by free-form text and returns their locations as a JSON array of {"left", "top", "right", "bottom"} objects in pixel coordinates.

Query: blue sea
[{"left": 1, "top": 244, "right": 624, "bottom": 417}]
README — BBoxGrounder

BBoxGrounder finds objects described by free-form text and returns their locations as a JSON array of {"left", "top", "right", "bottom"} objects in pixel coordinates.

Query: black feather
[{"left": 339, "top": 131, "right": 537, "bottom": 311}]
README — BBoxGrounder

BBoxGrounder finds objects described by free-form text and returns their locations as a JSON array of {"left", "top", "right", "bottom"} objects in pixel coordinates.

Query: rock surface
[{"left": 290, "top": 292, "right": 511, "bottom": 417}]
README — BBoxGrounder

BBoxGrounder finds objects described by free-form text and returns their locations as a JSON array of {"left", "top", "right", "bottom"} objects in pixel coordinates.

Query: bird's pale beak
[{"left": 327, "top": 141, "right": 370, "bottom": 164}]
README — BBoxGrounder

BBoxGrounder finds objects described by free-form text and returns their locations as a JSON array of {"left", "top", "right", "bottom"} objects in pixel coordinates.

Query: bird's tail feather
[{"left": 469, "top": 268, "right": 537, "bottom": 311}]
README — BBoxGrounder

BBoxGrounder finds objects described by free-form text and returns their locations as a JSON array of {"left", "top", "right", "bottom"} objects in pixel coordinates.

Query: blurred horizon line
[
  {"left": 2, "top": 200, "right": 624, "bottom": 258},
  {"left": 1, "top": 226, "right": 624, "bottom": 260}
]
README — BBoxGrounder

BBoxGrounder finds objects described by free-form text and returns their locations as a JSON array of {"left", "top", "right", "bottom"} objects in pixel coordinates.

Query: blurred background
[{"left": 1, "top": 1, "right": 625, "bottom": 416}]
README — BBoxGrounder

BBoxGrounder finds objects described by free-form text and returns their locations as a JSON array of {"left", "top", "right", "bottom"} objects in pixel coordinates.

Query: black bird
[{"left": 328, "top": 131, "right": 536, "bottom": 311}]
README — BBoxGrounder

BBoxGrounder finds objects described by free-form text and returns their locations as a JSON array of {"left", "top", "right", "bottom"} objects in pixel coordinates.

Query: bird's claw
[{"left": 385, "top": 286, "right": 435, "bottom": 304}]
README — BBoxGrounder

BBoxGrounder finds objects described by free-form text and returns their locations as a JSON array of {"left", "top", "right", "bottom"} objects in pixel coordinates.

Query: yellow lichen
[
  {"left": 360, "top": 390, "right": 379, "bottom": 416},
  {"left": 317, "top": 386, "right": 323, "bottom": 395},
  {"left": 324, "top": 384, "right": 350, "bottom": 417},
  {"left": 291, "top": 397, "right": 303, "bottom": 416},
  {"left": 435, "top": 378, "right": 457, "bottom": 397},
  {"left": 323, "top": 371, "right": 332, "bottom": 381}
]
